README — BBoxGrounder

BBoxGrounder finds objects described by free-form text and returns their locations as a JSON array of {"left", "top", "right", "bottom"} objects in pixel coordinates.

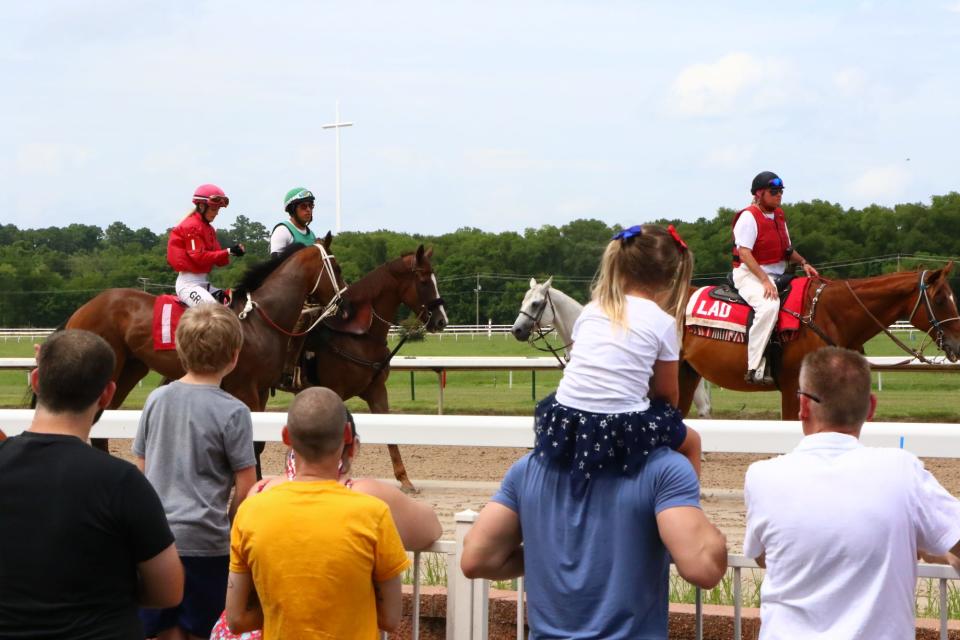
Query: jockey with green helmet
[{"left": 270, "top": 188, "right": 317, "bottom": 257}]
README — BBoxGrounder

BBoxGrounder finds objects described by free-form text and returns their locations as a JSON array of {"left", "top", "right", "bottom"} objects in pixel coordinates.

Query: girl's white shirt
[{"left": 555, "top": 295, "right": 678, "bottom": 414}]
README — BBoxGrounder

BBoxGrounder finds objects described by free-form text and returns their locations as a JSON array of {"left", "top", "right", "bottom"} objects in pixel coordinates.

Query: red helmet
[{"left": 192, "top": 183, "right": 229, "bottom": 207}]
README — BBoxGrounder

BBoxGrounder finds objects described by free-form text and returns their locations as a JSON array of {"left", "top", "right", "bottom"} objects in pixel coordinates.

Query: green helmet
[{"left": 284, "top": 187, "right": 315, "bottom": 213}]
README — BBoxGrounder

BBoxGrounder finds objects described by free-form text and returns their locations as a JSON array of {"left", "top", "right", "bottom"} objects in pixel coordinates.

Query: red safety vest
[{"left": 731, "top": 205, "right": 790, "bottom": 267}]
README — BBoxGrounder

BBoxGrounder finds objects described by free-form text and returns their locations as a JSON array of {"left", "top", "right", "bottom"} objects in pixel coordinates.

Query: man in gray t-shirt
[{"left": 132, "top": 304, "right": 257, "bottom": 639}]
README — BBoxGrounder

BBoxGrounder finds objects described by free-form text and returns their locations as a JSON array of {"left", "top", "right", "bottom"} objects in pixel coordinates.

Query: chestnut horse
[
  {"left": 63, "top": 238, "right": 347, "bottom": 465},
  {"left": 679, "top": 265, "right": 960, "bottom": 420},
  {"left": 300, "top": 245, "right": 448, "bottom": 489}
]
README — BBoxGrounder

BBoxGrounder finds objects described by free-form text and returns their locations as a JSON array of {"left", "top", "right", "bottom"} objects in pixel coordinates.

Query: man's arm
[
  {"left": 225, "top": 571, "right": 264, "bottom": 633},
  {"left": 230, "top": 466, "right": 258, "bottom": 520},
  {"left": 135, "top": 456, "right": 145, "bottom": 473},
  {"left": 374, "top": 575, "right": 403, "bottom": 633},
  {"left": 788, "top": 249, "right": 819, "bottom": 277},
  {"left": 657, "top": 505, "right": 727, "bottom": 588},
  {"left": 461, "top": 502, "right": 524, "bottom": 580},
  {"left": 136, "top": 542, "right": 184, "bottom": 608}
]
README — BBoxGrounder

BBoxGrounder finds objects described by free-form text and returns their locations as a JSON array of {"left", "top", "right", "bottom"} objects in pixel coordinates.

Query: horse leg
[
  {"left": 693, "top": 379, "right": 712, "bottom": 418},
  {"left": 362, "top": 379, "right": 415, "bottom": 492},
  {"left": 92, "top": 356, "right": 149, "bottom": 454},
  {"left": 678, "top": 361, "right": 703, "bottom": 418}
]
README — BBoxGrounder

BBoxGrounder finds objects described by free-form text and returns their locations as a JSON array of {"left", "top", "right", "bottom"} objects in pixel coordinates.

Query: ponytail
[{"left": 592, "top": 240, "right": 627, "bottom": 327}]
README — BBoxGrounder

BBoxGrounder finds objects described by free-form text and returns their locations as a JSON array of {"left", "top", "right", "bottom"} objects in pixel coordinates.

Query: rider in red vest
[
  {"left": 167, "top": 184, "right": 245, "bottom": 307},
  {"left": 732, "top": 171, "right": 819, "bottom": 384}
]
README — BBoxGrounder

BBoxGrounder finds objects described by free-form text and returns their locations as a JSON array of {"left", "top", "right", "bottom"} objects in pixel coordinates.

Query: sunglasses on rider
[{"left": 768, "top": 187, "right": 784, "bottom": 196}]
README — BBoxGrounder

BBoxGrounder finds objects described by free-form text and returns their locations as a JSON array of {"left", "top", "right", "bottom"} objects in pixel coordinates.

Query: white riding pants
[
  {"left": 733, "top": 266, "right": 780, "bottom": 372},
  {"left": 175, "top": 273, "right": 222, "bottom": 308}
]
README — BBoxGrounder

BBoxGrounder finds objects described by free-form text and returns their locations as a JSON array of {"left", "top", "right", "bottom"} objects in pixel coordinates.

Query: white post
[
  {"left": 452, "top": 509, "right": 487, "bottom": 640},
  {"left": 321, "top": 100, "right": 354, "bottom": 233}
]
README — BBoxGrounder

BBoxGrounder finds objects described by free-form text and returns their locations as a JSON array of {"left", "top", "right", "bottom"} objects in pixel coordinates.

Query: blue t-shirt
[{"left": 492, "top": 449, "right": 700, "bottom": 640}]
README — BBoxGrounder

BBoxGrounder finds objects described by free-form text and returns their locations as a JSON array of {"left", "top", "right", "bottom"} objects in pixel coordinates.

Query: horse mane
[{"left": 231, "top": 244, "right": 311, "bottom": 306}]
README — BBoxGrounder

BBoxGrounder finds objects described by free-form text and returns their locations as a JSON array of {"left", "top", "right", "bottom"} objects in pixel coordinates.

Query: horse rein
[
  {"left": 239, "top": 244, "right": 348, "bottom": 337},
  {"left": 520, "top": 289, "right": 572, "bottom": 368},
  {"left": 843, "top": 270, "right": 960, "bottom": 364}
]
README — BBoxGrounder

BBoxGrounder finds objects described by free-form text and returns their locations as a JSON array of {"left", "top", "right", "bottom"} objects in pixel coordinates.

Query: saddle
[
  {"left": 708, "top": 273, "right": 796, "bottom": 305},
  {"left": 685, "top": 276, "right": 811, "bottom": 344},
  {"left": 151, "top": 290, "right": 233, "bottom": 351},
  {"left": 322, "top": 300, "right": 373, "bottom": 336}
]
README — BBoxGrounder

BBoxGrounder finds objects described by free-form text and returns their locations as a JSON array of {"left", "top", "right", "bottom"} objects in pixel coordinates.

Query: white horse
[{"left": 511, "top": 277, "right": 712, "bottom": 418}]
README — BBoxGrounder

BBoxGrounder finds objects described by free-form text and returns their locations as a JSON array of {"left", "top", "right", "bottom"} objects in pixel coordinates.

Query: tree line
[{"left": 1, "top": 192, "right": 958, "bottom": 327}]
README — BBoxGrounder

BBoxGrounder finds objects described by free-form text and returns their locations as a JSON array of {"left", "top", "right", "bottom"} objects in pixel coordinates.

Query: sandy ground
[
  {"left": 109, "top": 439, "right": 960, "bottom": 554},
  {"left": 218, "top": 442, "right": 960, "bottom": 554}
]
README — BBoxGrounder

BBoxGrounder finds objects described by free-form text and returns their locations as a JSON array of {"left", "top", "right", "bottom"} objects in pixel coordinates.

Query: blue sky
[{"left": 2, "top": 1, "right": 959, "bottom": 236}]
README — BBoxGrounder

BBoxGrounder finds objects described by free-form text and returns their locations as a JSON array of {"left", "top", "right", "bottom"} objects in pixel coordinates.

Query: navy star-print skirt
[{"left": 533, "top": 392, "right": 688, "bottom": 482}]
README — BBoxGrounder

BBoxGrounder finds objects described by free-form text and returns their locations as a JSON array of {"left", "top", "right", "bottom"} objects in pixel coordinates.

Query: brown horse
[
  {"left": 679, "top": 264, "right": 960, "bottom": 420},
  {"left": 63, "top": 237, "right": 347, "bottom": 463},
  {"left": 301, "top": 245, "right": 448, "bottom": 489}
]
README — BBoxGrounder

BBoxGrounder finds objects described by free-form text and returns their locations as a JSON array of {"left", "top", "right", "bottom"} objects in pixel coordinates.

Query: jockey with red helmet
[
  {"left": 732, "top": 171, "right": 819, "bottom": 384},
  {"left": 167, "top": 184, "right": 245, "bottom": 307}
]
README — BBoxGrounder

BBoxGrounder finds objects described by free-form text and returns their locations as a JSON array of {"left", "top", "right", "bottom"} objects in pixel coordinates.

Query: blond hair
[
  {"left": 175, "top": 305, "right": 243, "bottom": 374},
  {"left": 592, "top": 224, "right": 694, "bottom": 331}
]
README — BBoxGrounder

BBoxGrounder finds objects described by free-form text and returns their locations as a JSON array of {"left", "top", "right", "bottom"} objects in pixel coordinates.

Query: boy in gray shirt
[{"left": 134, "top": 305, "right": 257, "bottom": 640}]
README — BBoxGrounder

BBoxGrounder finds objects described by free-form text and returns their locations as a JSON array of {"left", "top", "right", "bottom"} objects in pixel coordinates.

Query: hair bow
[
  {"left": 612, "top": 225, "right": 643, "bottom": 241},
  {"left": 667, "top": 224, "right": 688, "bottom": 252}
]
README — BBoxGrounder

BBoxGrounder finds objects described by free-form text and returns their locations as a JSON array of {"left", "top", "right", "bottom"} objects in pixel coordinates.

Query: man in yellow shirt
[{"left": 225, "top": 388, "right": 410, "bottom": 639}]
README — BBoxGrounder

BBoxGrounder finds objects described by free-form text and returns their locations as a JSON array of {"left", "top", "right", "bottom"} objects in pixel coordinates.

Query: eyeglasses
[
  {"left": 796, "top": 389, "right": 821, "bottom": 403},
  {"left": 768, "top": 187, "right": 784, "bottom": 196},
  {"left": 612, "top": 225, "right": 643, "bottom": 241},
  {"left": 199, "top": 195, "right": 230, "bottom": 207},
  {"left": 298, "top": 202, "right": 315, "bottom": 210}
]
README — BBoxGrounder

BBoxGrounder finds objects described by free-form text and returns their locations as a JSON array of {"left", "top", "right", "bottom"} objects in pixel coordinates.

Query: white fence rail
[
  {"left": 2, "top": 409, "right": 960, "bottom": 458},
  {"left": 4, "top": 408, "right": 959, "bottom": 639}
]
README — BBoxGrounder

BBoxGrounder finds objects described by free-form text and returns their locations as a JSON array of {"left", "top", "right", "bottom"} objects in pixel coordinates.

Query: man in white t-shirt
[
  {"left": 744, "top": 347, "right": 960, "bottom": 639},
  {"left": 732, "top": 171, "right": 818, "bottom": 384}
]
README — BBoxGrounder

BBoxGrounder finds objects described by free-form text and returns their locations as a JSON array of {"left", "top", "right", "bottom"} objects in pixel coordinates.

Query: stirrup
[{"left": 744, "top": 367, "right": 774, "bottom": 385}]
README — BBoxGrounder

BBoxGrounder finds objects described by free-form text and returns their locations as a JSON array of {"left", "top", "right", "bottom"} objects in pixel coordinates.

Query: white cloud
[
  {"left": 832, "top": 67, "right": 867, "bottom": 96},
  {"left": 848, "top": 166, "right": 911, "bottom": 201},
  {"left": 668, "top": 53, "right": 782, "bottom": 117},
  {"left": 16, "top": 143, "right": 91, "bottom": 175},
  {"left": 947, "top": 2, "right": 960, "bottom": 13}
]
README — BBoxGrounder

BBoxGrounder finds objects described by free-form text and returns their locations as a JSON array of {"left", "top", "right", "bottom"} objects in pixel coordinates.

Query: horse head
[
  {"left": 912, "top": 262, "right": 960, "bottom": 362},
  {"left": 512, "top": 276, "right": 554, "bottom": 341},
  {"left": 397, "top": 245, "right": 448, "bottom": 332}
]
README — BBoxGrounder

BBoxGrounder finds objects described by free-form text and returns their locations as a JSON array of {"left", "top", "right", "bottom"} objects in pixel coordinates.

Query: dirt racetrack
[{"left": 230, "top": 442, "right": 960, "bottom": 554}]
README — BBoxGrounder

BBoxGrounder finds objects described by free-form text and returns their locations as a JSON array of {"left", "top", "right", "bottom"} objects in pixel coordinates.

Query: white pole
[{"left": 321, "top": 100, "right": 354, "bottom": 234}]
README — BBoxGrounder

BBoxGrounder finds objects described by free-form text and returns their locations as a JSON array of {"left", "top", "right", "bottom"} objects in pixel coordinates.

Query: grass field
[{"left": 2, "top": 332, "right": 958, "bottom": 420}]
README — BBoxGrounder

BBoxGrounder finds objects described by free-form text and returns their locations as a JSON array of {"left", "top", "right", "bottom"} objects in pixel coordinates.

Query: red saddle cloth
[
  {"left": 152, "top": 295, "right": 187, "bottom": 351},
  {"left": 685, "top": 277, "right": 811, "bottom": 343}
]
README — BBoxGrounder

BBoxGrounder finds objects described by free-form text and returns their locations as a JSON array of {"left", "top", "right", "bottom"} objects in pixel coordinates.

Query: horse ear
[
  {"left": 529, "top": 277, "right": 537, "bottom": 288},
  {"left": 416, "top": 244, "right": 425, "bottom": 265},
  {"left": 544, "top": 276, "right": 553, "bottom": 288},
  {"left": 323, "top": 231, "right": 333, "bottom": 250},
  {"left": 944, "top": 261, "right": 954, "bottom": 277},
  {"left": 425, "top": 247, "right": 434, "bottom": 260}
]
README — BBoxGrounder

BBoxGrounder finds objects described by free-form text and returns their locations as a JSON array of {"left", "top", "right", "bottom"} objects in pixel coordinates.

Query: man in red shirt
[
  {"left": 732, "top": 172, "right": 818, "bottom": 384},
  {"left": 167, "top": 184, "right": 245, "bottom": 307}
]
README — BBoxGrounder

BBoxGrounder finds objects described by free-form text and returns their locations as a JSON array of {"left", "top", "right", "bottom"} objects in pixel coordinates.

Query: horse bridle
[
  {"left": 412, "top": 267, "right": 445, "bottom": 327},
  {"left": 842, "top": 270, "right": 960, "bottom": 363},
  {"left": 519, "top": 289, "right": 571, "bottom": 368},
  {"left": 239, "top": 243, "right": 348, "bottom": 337}
]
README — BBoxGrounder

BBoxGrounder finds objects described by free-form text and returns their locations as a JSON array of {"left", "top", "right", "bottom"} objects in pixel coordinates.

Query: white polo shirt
[
  {"left": 733, "top": 208, "right": 791, "bottom": 275},
  {"left": 744, "top": 432, "right": 960, "bottom": 640}
]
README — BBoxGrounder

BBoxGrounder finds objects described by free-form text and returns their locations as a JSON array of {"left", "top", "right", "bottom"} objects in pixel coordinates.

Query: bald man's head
[{"left": 286, "top": 387, "right": 348, "bottom": 462}]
